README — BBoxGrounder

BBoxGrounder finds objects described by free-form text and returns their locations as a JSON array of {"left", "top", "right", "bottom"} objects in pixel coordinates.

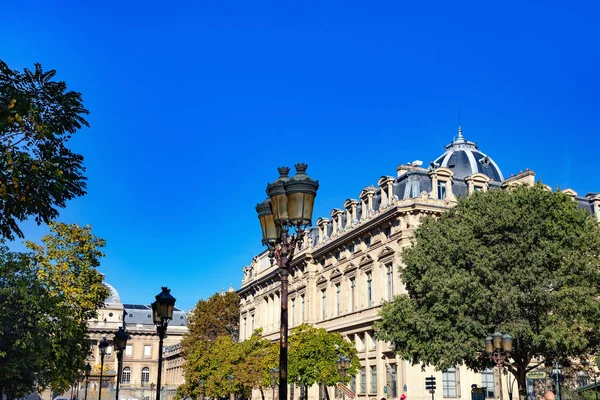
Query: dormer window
[
  {"left": 437, "top": 181, "right": 447, "bottom": 200},
  {"left": 474, "top": 185, "right": 483, "bottom": 192}
]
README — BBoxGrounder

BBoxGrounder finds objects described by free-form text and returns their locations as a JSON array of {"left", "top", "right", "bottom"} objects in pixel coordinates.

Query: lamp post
[
  {"left": 484, "top": 332, "right": 512, "bottom": 400},
  {"left": 84, "top": 363, "right": 91, "bottom": 400},
  {"left": 546, "top": 361, "right": 570, "bottom": 400},
  {"left": 337, "top": 355, "right": 351, "bottom": 400},
  {"left": 152, "top": 287, "right": 176, "bottom": 400},
  {"left": 199, "top": 379, "right": 205, "bottom": 400},
  {"left": 98, "top": 337, "right": 109, "bottom": 400},
  {"left": 270, "top": 368, "right": 279, "bottom": 400},
  {"left": 228, "top": 373, "right": 235, "bottom": 400},
  {"left": 256, "top": 164, "right": 319, "bottom": 400},
  {"left": 114, "top": 327, "right": 130, "bottom": 400}
]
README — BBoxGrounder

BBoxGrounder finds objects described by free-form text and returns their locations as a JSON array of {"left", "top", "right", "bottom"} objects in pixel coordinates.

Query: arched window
[
  {"left": 122, "top": 367, "right": 131, "bottom": 384},
  {"left": 141, "top": 367, "right": 150, "bottom": 384}
]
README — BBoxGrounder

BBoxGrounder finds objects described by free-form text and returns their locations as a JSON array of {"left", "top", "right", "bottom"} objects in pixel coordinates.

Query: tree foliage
[
  {"left": 0, "top": 222, "right": 108, "bottom": 397},
  {"left": 0, "top": 60, "right": 89, "bottom": 240},
  {"left": 288, "top": 324, "right": 360, "bottom": 389},
  {"left": 376, "top": 184, "right": 600, "bottom": 398}
]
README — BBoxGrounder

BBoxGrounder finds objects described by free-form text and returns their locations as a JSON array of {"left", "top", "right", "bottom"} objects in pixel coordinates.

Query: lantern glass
[
  {"left": 99, "top": 337, "right": 109, "bottom": 356},
  {"left": 492, "top": 331, "right": 503, "bottom": 350},
  {"left": 256, "top": 199, "right": 281, "bottom": 244},
  {"left": 502, "top": 334, "right": 512, "bottom": 352},
  {"left": 152, "top": 301, "right": 161, "bottom": 324},
  {"left": 484, "top": 336, "right": 493, "bottom": 354},
  {"left": 155, "top": 287, "right": 176, "bottom": 320},
  {"left": 266, "top": 167, "right": 291, "bottom": 225},
  {"left": 287, "top": 192, "right": 315, "bottom": 227},
  {"left": 114, "top": 327, "right": 129, "bottom": 351}
]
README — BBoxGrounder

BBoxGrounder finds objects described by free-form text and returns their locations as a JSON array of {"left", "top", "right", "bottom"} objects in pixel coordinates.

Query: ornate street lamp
[
  {"left": 228, "top": 373, "right": 235, "bottom": 400},
  {"left": 98, "top": 337, "right": 109, "bottom": 400},
  {"left": 114, "top": 327, "right": 130, "bottom": 400},
  {"left": 337, "top": 355, "right": 351, "bottom": 400},
  {"left": 484, "top": 332, "right": 512, "bottom": 400},
  {"left": 84, "top": 362, "right": 92, "bottom": 400},
  {"left": 270, "top": 367, "right": 279, "bottom": 400},
  {"left": 152, "top": 287, "right": 176, "bottom": 400},
  {"left": 256, "top": 164, "right": 319, "bottom": 400}
]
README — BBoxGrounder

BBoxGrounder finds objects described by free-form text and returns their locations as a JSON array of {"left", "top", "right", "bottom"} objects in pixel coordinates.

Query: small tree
[
  {"left": 376, "top": 183, "right": 600, "bottom": 400},
  {"left": 0, "top": 61, "right": 90, "bottom": 240},
  {"left": 289, "top": 324, "right": 360, "bottom": 400}
]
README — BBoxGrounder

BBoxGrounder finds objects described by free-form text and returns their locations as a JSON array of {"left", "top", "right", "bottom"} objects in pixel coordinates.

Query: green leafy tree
[
  {"left": 0, "top": 222, "right": 108, "bottom": 398},
  {"left": 0, "top": 60, "right": 90, "bottom": 240},
  {"left": 289, "top": 324, "right": 359, "bottom": 400},
  {"left": 234, "top": 330, "right": 278, "bottom": 400},
  {"left": 376, "top": 183, "right": 600, "bottom": 400},
  {"left": 179, "top": 290, "right": 241, "bottom": 399}
]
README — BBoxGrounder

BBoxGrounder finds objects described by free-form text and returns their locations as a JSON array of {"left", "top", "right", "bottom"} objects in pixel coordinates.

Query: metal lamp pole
[
  {"left": 337, "top": 355, "right": 350, "bottom": 400},
  {"left": 114, "top": 327, "right": 129, "bottom": 400},
  {"left": 228, "top": 374, "right": 235, "bottom": 400},
  {"left": 256, "top": 164, "right": 319, "bottom": 400},
  {"left": 98, "top": 338, "right": 109, "bottom": 400},
  {"left": 484, "top": 332, "right": 513, "bottom": 400},
  {"left": 152, "top": 287, "right": 176, "bottom": 400}
]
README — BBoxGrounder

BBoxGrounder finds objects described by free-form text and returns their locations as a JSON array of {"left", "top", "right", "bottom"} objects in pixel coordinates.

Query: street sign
[
  {"left": 336, "top": 383, "right": 356, "bottom": 399},
  {"left": 526, "top": 371, "right": 547, "bottom": 380},
  {"left": 425, "top": 376, "right": 436, "bottom": 391}
]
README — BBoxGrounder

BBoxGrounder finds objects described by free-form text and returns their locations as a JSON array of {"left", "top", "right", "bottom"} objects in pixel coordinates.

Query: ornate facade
[{"left": 238, "top": 129, "right": 600, "bottom": 400}]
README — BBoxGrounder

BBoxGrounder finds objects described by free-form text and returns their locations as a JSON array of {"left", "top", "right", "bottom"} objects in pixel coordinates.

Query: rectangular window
[
  {"left": 301, "top": 295, "right": 305, "bottom": 322},
  {"left": 357, "top": 333, "right": 365, "bottom": 352},
  {"left": 474, "top": 185, "right": 483, "bottom": 192},
  {"left": 350, "top": 278, "right": 356, "bottom": 311},
  {"left": 438, "top": 181, "right": 447, "bottom": 200},
  {"left": 143, "top": 345, "right": 151, "bottom": 357},
  {"left": 349, "top": 244, "right": 355, "bottom": 254},
  {"left": 442, "top": 368, "right": 458, "bottom": 398},
  {"left": 360, "top": 367, "right": 367, "bottom": 393},
  {"left": 125, "top": 345, "right": 132, "bottom": 357},
  {"left": 388, "top": 365, "right": 397, "bottom": 397},
  {"left": 481, "top": 369, "right": 495, "bottom": 398},
  {"left": 321, "top": 289, "right": 327, "bottom": 320},
  {"left": 243, "top": 318, "right": 247, "bottom": 340},
  {"left": 386, "top": 263, "right": 394, "bottom": 301},
  {"left": 335, "top": 251, "right": 341, "bottom": 261},
  {"left": 251, "top": 314, "right": 255, "bottom": 332},
  {"left": 367, "top": 331, "right": 376, "bottom": 350},
  {"left": 366, "top": 272, "right": 372, "bottom": 307},
  {"left": 364, "top": 237, "right": 371, "bottom": 248},
  {"left": 370, "top": 366, "right": 377, "bottom": 393},
  {"left": 336, "top": 283, "right": 341, "bottom": 315},
  {"left": 351, "top": 375, "right": 356, "bottom": 393},
  {"left": 291, "top": 298, "right": 295, "bottom": 326}
]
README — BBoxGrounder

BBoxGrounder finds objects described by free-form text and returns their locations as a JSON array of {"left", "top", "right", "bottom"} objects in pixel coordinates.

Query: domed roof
[
  {"left": 432, "top": 127, "right": 504, "bottom": 182},
  {"left": 103, "top": 282, "right": 121, "bottom": 304}
]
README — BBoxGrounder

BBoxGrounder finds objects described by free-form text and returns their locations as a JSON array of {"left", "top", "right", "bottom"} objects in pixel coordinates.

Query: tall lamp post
[
  {"left": 98, "top": 337, "right": 109, "bottom": 400},
  {"left": 152, "top": 287, "right": 176, "bottom": 400},
  {"left": 228, "top": 373, "right": 235, "bottom": 400},
  {"left": 337, "top": 355, "right": 351, "bottom": 400},
  {"left": 546, "top": 361, "right": 570, "bottom": 400},
  {"left": 484, "top": 331, "right": 512, "bottom": 400},
  {"left": 114, "top": 327, "right": 130, "bottom": 400},
  {"left": 256, "top": 164, "right": 319, "bottom": 400},
  {"left": 84, "top": 363, "right": 92, "bottom": 400},
  {"left": 270, "top": 368, "right": 279, "bottom": 400}
]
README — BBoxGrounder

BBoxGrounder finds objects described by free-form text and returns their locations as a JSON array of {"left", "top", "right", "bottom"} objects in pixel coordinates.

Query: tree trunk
[
  {"left": 514, "top": 364, "right": 528, "bottom": 400},
  {"left": 260, "top": 387, "right": 265, "bottom": 400}
]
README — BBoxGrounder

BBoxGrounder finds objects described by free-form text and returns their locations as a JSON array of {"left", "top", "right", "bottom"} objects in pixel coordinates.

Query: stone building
[
  {"left": 237, "top": 129, "right": 600, "bottom": 400},
  {"left": 83, "top": 283, "right": 188, "bottom": 400}
]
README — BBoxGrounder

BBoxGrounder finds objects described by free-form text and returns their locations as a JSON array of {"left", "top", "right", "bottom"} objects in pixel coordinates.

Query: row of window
[
  {"left": 319, "top": 264, "right": 394, "bottom": 320},
  {"left": 94, "top": 343, "right": 153, "bottom": 358},
  {"left": 332, "top": 228, "right": 392, "bottom": 262},
  {"left": 121, "top": 366, "right": 151, "bottom": 384}
]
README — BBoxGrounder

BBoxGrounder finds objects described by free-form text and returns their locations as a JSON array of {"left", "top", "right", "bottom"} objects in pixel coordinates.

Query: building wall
[{"left": 238, "top": 161, "right": 599, "bottom": 400}]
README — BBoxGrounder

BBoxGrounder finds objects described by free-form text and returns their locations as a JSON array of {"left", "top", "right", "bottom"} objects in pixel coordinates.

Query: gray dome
[
  {"left": 103, "top": 282, "right": 121, "bottom": 304},
  {"left": 432, "top": 128, "right": 504, "bottom": 182}
]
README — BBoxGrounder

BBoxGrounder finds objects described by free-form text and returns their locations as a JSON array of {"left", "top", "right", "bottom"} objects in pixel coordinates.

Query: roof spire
[{"left": 457, "top": 101, "right": 464, "bottom": 141}]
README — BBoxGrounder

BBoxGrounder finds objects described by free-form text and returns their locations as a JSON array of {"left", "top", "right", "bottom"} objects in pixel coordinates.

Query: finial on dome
[{"left": 457, "top": 125, "right": 464, "bottom": 140}]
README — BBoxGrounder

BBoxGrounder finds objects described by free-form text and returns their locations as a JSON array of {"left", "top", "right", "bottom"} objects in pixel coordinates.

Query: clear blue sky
[{"left": 1, "top": 0, "right": 599, "bottom": 311}]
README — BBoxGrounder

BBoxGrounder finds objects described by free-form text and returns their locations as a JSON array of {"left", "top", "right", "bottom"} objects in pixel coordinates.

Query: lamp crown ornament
[{"left": 277, "top": 166, "right": 291, "bottom": 177}]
